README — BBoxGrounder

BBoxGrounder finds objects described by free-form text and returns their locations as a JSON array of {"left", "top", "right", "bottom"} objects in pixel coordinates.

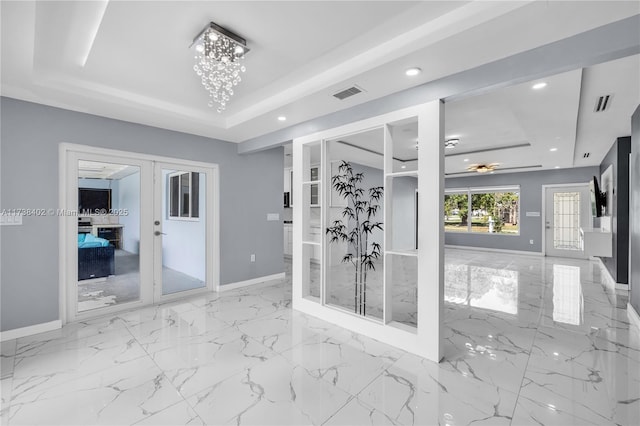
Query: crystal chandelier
[{"left": 191, "top": 22, "right": 249, "bottom": 112}]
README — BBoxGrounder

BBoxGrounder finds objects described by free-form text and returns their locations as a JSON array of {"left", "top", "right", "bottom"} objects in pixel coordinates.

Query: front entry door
[{"left": 544, "top": 185, "right": 590, "bottom": 258}]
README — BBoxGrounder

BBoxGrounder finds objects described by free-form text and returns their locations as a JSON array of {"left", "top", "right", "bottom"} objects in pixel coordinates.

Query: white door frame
[
  {"left": 59, "top": 143, "right": 220, "bottom": 325},
  {"left": 541, "top": 182, "right": 589, "bottom": 257}
]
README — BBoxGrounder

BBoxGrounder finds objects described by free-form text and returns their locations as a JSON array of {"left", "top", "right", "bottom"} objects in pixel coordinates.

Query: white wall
[
  {"left": 161, "top": 170, "right": 206, "bottom": 281},
  {"left": 117, "top": 172, "right": 141, "bottom": 254}
]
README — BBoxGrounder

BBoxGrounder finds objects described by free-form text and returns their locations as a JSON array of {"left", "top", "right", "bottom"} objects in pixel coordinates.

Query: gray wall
[
  {"left": 599, "top": 137, "right": 631, "bottom": 284},
  {"left": 0, "top": 97, "right": 284, "bottom": 331},
  {"left": 445, "top": 167, "right": 599, "bottom": 252},
  {"left": 630, "top": 106, "right": 640, "bottom": 315}
]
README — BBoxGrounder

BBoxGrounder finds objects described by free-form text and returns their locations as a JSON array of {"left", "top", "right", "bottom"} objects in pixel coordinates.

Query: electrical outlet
[
  {"left": 529, "top": 239, "right": 534, "bottom": 245},
  {"left": 250, "top": 254, "right": 256, "bottom": 262}
]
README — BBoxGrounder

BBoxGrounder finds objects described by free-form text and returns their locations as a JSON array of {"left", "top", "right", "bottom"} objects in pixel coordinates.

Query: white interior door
[
  {"left": 153, "top": 161, "right": 217, "bottom": 302},
  {"left": 544, "top": 185, "right": 590, "bottom": 258}
]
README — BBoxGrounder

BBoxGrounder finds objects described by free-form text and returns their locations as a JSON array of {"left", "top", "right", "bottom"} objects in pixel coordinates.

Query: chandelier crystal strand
[{"left": 193, "top": 26, "right": 247, "bottom": 112}]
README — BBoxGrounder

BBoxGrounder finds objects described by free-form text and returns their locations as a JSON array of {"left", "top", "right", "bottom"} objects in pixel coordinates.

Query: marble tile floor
[{"left": 1, "top": 249, "right": 639, "bottom": 425}]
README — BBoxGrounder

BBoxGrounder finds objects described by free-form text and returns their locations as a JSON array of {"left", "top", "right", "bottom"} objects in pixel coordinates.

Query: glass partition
[
  {"left": 325, "top": 129, "right": 385, "bottom": 319},
  {"left": 389, "top": 118, "right": 418, "bottom": 173}
]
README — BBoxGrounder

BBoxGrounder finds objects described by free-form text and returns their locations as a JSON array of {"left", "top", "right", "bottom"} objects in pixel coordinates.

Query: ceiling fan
[{"left": 467, "top": 163, "right": 499, "bottom": 173}]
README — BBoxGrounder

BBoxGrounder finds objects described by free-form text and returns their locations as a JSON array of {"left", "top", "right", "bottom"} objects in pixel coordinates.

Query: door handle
[{"left": 154, "top": 231, "right": 166, "bottom": 236}]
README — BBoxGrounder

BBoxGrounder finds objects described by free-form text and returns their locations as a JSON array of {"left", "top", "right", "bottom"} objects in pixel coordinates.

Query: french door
[
  {"left": 63, "top": 145, "right": 218, "bottom": 322},
  {"left": 544, "top": 185, "right": 590, "bottom": 258}
]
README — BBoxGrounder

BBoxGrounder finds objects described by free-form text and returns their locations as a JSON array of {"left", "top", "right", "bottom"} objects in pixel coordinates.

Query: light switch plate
[{"left": 1, "top": 213, "right": 22, "bottom": 225}]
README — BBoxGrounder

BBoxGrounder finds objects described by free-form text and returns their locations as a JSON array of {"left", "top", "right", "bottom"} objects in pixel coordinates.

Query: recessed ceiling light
[
  {"left": 401, "top": 165, "right": 407, "bottom": 169},
  {"left": 532, "top": 82, "right": 547, "bottom": 90},
  {"left": 463, "top": 158, "right": 469, "bottom": 162},
  {"left": 550, "top": 147, "right": 558, "bottom": 152},
  {"left": 405, "top": 67, "right": 422, "bottom": 76},
  {"left": 555, "top": 166, "right": 560, "bottom": 169},
  {"left": 277, "top": 116, "right": 286, "bottom": 121}
]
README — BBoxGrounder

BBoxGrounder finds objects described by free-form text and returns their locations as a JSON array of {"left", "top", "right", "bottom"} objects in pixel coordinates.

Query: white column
[{"left": 417, "top": 100, "right": 444, "bottom": 362}]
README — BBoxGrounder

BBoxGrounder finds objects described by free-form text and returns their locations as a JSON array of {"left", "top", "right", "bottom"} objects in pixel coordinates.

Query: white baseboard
[
  {"left": 218, "top": 272, "right": 286, "bottom": 292},
  {"left": 628, "top": 303, "right": 640, "bottom": 331},
  {"left": 594, "top": 257, "right": 628, "bottom": 293},
  {"left": 445, "top": 245, "right": 543, "bottom": 257},
  {"left": 0, "top": 320, "right": 62, "bottom": 342}
]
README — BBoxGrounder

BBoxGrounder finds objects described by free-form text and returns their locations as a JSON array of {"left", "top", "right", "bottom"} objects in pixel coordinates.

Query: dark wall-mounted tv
[
  {"left": 79, "top": 188, "right": 111, "bottom": 214},
  {"left": 589, "top": 176, "right": 603, "bottom": 217}
]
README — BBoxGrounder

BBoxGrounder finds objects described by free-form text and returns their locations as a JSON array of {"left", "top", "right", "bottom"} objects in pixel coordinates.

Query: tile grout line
[
  {"left": 121, "top": 315, "right": 208, "bottom": 425},
  {"left": 508, "top": 273, "right": 547, "bottom": 425}
]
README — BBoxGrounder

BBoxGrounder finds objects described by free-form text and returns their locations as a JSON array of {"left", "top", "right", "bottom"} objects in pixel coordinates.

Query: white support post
[{"left": 417, "top": 100, "right": 444, "bottom": 362}]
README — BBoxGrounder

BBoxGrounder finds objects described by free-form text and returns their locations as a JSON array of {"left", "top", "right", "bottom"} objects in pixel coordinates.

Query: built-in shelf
[
  {"left": 302, "top": 240, "right": 321, "bottom": 246},
  {"left": 385, "top": 171, "right": 418, "bottom": 178},
  {"left": 302, "top": 180, "right": 321, "bottom": 185},
  {"left": 385, "top": 249, "right": 418, "bottom": 257},
  {"left": 580, "top": 227, "right": 612, "bottom": 257}
]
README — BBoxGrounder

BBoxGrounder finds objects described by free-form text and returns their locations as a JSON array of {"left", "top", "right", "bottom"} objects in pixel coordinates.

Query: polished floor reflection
[{"left": 1, "top": 249, "right": 638, "bottom": 425}]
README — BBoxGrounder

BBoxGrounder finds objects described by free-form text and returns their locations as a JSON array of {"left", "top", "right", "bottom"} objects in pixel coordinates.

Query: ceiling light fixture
[
  {"left": 463, "top": 158, "right": 469, "bottom": 162},
  {"left": 405, "top": 67, "right": 422, "bottom": 76},
  {"left": 532, "top": 82, "right": 547, "bottom": 90},
  {"left": 445, "top": 138, "right": 459, "bottom": 149},
  {"left": 550, "top": 147, "right": 558, "bottom": 152},
  {"left": 277, "top": 116, "right": 287, "bottom": 121},
  {"left": 191, "top": 22, "right": 249, "bottom": 112},
  {"left": 467, "top": 163, "right": 498, "bottom": 173}
]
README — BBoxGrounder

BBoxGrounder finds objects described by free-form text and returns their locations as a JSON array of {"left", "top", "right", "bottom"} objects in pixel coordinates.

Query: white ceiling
[
  {"left": 285, "top": 53, "right": 639, "bottom": 176},
  {"left": 2, "top": 0, "right": 639, "bottom": 149},
  {"left": 78, "top": 160, "right": 139, "bottom": 180}
]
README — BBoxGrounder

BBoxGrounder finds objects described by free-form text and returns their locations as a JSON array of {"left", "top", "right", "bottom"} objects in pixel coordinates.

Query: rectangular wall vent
[
  {"left": 583, "top": 152, "right": 590, "bottom": 158},
  {"left": 333, "top": 85, "right": 363, "bottom": 100},
  {"left": 594, "top": 94, "right": 613, "bottom": 112}
]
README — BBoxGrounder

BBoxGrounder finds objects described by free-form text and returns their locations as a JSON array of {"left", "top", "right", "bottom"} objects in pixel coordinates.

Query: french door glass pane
[
  {"left": 553, "top": 192, "right": 581, "bottom": 250},
  {"left": 161, "top": 168, "right": 206, "bottom": 295},
  {"left": 77, "top": 160, "right": 141, "bottom": 312}
]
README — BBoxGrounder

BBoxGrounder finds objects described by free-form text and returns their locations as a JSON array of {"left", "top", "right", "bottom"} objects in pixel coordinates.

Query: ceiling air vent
[
  {"left": 594, "top": 94, "right": 613, "bottom": 112},
  {"left": 333, "top": 85, "right": 363, "bottom": 100},
  {"left": 583, "top": 152, "right": 590, "bottom": 158}
]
